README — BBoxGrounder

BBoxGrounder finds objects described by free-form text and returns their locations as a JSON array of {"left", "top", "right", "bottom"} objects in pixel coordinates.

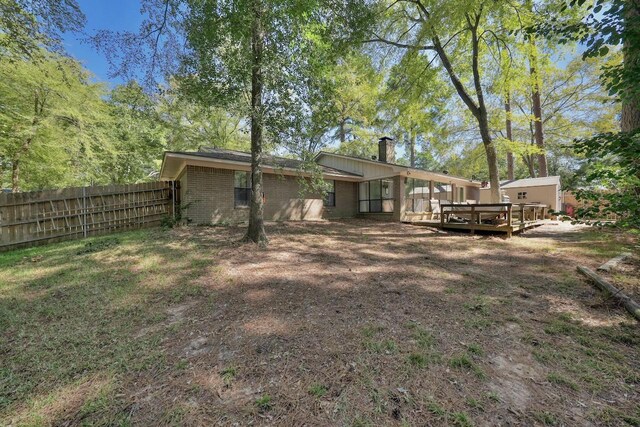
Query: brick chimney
[{"left": 378, "top": 137, "right": 395, "bottom": 163}]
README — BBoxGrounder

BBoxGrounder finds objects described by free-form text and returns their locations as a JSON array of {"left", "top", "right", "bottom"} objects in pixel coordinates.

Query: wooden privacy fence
[{"left": 0, "top": 181, "right": 175, "bottom": 251}]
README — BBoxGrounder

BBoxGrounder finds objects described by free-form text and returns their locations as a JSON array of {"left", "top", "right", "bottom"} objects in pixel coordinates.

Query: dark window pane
[
  {"left": 370, "top": 180, "right": 381, "bottom": 199},
  {"left": 370, "top": 199, "right": 382, "bottom": 212},
  {"left": 324, "top": 192, "right": 335, "bottom": 207},
  {"left": 234, "top": 188, "right": 250, "bottom": 206}
]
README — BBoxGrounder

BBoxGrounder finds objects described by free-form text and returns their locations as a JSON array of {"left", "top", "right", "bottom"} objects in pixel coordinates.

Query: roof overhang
[
  {"left": 315, "top": 152, "right": 480, "bottom": 187},
  {"left": 481, "top": 183, "right": 559, "bottom": 190},
  {"left": 159, "top": 152, "right": 363, "bottom": 182},
  {"left": 396, "top": 168, "right": 480, "bottom": 187}
]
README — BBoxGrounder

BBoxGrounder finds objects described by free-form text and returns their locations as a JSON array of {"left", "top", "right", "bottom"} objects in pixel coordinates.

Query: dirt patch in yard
[
  {"left": 1, "top": 220, "right": 638, "bottom": 426},
  {"left": 138, "top": 220, "right": 639, "bottom": 426}
]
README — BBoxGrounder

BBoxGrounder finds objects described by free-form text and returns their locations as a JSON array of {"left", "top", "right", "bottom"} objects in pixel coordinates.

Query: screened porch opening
[
  {"left": 359, "top": 179, "right": 394, "bottom": 213},
  {"left": 405, "top": 178, "right": 431, "bottom": 213}
]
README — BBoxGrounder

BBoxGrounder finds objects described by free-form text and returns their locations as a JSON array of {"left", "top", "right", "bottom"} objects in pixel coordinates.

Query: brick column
[{"left": 393, "top": 175, "right": 405, "bottom": 222}]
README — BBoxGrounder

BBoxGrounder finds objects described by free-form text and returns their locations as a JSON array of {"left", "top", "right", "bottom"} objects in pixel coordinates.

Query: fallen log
[
  {"left": 577, "top": 266, "right": 640, "bottom": 321},
  {"left": 597, "top": 252, "right": 632, "bottom": 272}
]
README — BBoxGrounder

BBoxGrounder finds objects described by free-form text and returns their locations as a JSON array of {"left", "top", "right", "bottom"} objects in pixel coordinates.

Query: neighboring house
[
  {"left": 479, "top": 176, "right": 562, "bottom": 212},
  {"left": 159, "top": 138, "right": 482, "bottom": 224}
]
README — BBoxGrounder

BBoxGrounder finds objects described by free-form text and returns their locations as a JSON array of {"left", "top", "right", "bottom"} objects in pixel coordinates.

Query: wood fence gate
[{"left": 0, "top": 181, "right": 175, "bottom": 252}]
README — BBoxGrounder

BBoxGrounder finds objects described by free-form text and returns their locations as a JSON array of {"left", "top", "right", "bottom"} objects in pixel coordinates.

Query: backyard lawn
[{"left": 1, "top": 220, "right": 638, "bottom": 426}]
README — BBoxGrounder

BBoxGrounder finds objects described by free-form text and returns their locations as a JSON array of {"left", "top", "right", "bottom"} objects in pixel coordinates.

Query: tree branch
[{"left": 364, "top": 35, "right": 434, "bottom": 50}]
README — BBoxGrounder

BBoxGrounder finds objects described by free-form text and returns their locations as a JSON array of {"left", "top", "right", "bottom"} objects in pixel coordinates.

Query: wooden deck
[{"left": 404, "top": 203, "right": 548, "bottom": 237}]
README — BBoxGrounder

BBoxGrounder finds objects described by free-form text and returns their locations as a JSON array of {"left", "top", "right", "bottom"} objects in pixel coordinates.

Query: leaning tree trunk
[
  {"left": 528, "top": 36, "right": 548, "bottom": 177},
  {"left": 432, "top": 19, "right": 501, "bottom": 203},
  {"left": 478, "top": 113, "right": 501, "bottom": 202},
  {"left": 621, "top": 0, "right": 640, "bottom": 132},
  {"left": 505, "top": 92, "right": 514, "bottom": 180},
  {"left": 244, "top": 0, "right": 268, "bottom": 245}
]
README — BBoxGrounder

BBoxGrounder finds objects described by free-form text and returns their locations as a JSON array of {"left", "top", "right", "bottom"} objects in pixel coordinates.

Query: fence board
[{"left": 0, "top": 181, "right": 173, "bottom": 251}]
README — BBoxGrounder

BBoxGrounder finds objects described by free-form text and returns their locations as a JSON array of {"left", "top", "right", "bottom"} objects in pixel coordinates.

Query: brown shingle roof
[{"left": 166, "top": 149, "right": 363, "bottom": 177}]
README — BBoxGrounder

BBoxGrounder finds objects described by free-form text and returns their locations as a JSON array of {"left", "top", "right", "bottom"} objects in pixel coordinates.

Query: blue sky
[{"left": 62, "top": 0, "right": 144, "bottom": 85}]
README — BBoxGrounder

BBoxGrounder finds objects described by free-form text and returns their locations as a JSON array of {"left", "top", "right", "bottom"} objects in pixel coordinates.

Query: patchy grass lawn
[{"left": 1, "top": 220, "right": 638, "bottom": 426}]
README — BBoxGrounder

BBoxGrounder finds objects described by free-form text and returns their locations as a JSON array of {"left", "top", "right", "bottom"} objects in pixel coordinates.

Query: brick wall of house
[
  {"left": 180, "top": 165, "right": 358, "bottom": 224},
  {"left": 321, "top": 179, "right": 358, "bottom": 220},
  {"left": 181, "top": 166, "right": 249, "bottom": 224}
]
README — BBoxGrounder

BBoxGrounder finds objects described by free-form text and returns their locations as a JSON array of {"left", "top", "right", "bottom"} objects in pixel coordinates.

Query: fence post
[
  {"left": 0, "top": 181, "right": 171, "bottom": 251},
  {"left": 82, "top": 186, "right": 87, "bottom": 238}
]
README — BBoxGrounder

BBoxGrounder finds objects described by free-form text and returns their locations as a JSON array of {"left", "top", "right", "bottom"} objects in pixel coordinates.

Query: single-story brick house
[{"left": 159, "top": 138, "right": 485, "bottom": 224}]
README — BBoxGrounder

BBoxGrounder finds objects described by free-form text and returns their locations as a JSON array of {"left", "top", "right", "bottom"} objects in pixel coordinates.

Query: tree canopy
[{"left": 0, "top": 0, "right": 635, "bottom": 229}]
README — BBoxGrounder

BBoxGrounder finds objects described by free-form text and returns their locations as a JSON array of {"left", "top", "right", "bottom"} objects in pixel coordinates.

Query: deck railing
[{"left": 440, "top": 203, "right": 547, "bottom": 236}]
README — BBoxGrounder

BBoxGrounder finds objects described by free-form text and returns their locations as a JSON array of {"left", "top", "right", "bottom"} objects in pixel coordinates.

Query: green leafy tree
[
  {"left": 101, "top": 82, "right": 166, "bottom": 183},
  {"left": 534, "top": 0, "right": 639, "bottom": 227},
  {"left": 368, "top": 0, "right": 524, "bottom": 201},
  {"left": 380, "top": 50, "right": 451, "bottom": 167},
  {"left": 0, "top": 0, "right": 85, "bottom": 62},
  {"left": 0, "top": 51, "right": 111, "bottom": 191},
  {"left": 281, "top": 51, "right": 383, "bottom": 160},
  {"left": 158, "top": 82, "right": 250, "bottom": 153},
  {"left": 330, "top": 53, "right": 382, "bottom": 145},
  {"left": 94, "top": 0, "right": 369, "bottom": 244}
]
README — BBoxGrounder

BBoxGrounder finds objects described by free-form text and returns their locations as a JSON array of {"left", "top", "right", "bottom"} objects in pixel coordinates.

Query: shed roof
[{"left": 499, "top": 176, "right": 561, "bottom": 188}]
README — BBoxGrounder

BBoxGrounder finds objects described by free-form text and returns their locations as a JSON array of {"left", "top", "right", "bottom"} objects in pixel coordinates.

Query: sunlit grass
[{"left": 0, "top": 229, "right": 216, "bottom": 425}]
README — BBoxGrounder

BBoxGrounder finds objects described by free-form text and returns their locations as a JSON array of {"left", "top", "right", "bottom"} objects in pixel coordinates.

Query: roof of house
[
  {"left": 315, "top": 151, "right": 477, "bottom": 184},
  {"left": 164, "top": 148, "right": 363, "bottom": 178},
  {"left": 498, "top": 176, "right": 561, "bottom": 188}
]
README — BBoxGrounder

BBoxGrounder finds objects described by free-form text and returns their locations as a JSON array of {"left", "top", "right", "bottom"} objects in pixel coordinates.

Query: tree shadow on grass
[{"left": 0, "top": 220, "right": 638, "bottom": 426}]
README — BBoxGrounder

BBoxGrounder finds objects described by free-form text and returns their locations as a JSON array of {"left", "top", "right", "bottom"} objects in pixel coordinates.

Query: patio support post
[
  {"left": 394, "top": 176, "right": 405, "bottom": 221},
  {"left": 429, "top": 181, "right": 434, "bottom": 211}
]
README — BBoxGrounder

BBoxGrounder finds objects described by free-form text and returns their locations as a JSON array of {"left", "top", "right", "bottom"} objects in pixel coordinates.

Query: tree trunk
[
  {"left": 431, "top": 17, "right": 501, "bottom": 203},
  {"left": 244, "top": 0, "right": 268, "bottom": 245},
  {"left": 523, "top": 154, "right": 536, "bottom": 178},
  {"left": 621, "top": 0, "right": 640, "bottom": 132},
  {"left": 528, "top": 36, "right": 548, "bottom": 177},
  {"left": 505, "top": 92, "right": 514, "bottom": 180},
  {"left": 409, "top": 129, "right": 416, "bottom": 167},
  {"left": 338, "top": 120, "right": 346, "bottom": 143},
  {"left": 11, "top": 159, "right": 20, "bottom": 192},
  {"left": 478, "top": 113, "right": 501, "bottom": 202}
]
